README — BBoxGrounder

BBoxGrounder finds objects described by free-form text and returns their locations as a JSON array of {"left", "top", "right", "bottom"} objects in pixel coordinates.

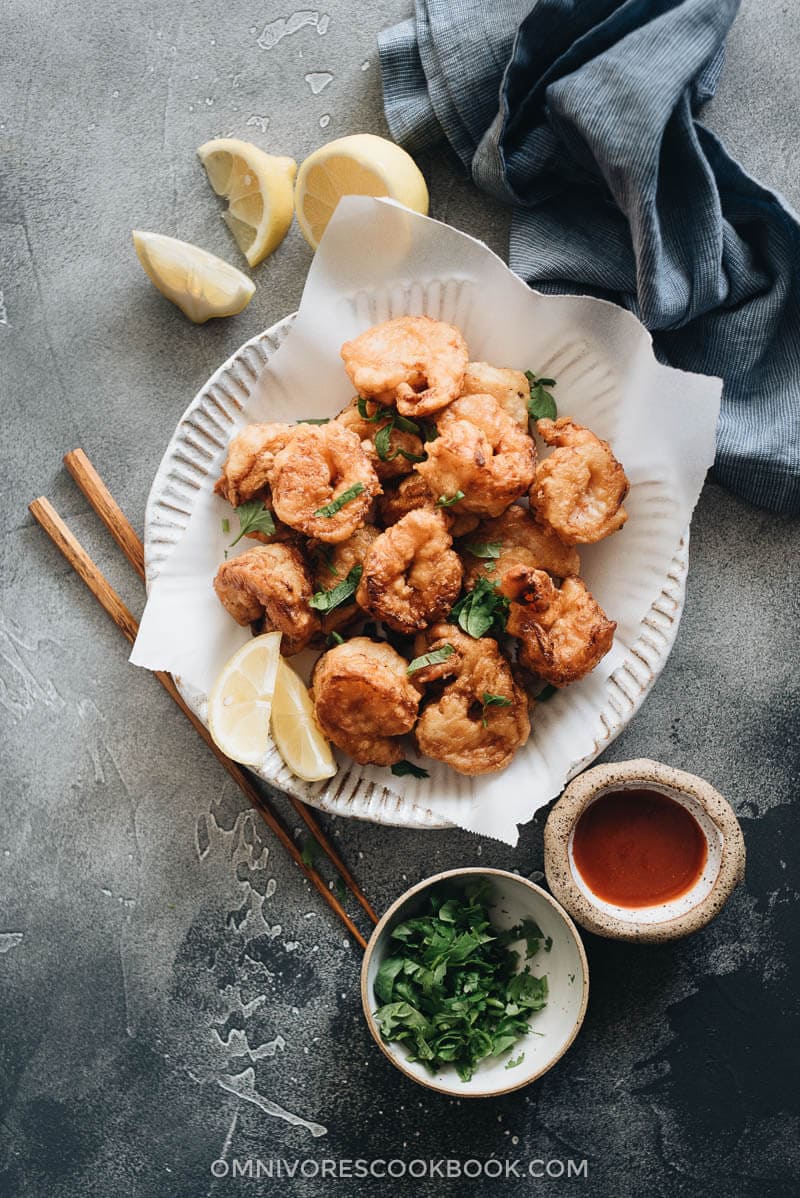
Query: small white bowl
[{"left": 360, "top": 868, "right": 589, "bottom": 1098}]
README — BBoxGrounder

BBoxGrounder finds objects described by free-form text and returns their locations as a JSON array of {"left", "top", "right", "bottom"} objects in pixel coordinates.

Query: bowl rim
[
  {"left": 360, "top": 867, "right": 590, "bottom": 1098},
  {"left": 543, "top": 758, "right": 746, "bottom": 942}
]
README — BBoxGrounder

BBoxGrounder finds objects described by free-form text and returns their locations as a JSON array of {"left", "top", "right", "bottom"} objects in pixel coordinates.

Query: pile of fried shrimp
[{"left": 212, "top": 315, "right": 630, "bottom": 778}]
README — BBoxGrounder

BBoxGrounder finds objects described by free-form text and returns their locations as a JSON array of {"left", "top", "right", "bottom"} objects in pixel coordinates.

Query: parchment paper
[{"left": 132, "top": 197, "right": 721, "bottom": 844}]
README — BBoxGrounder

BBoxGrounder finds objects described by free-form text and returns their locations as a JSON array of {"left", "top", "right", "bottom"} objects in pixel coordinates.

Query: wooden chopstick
[
  {"left": 29, "top": 495, "right": 370, "bottom": 950},
  {"left": 62, "top": 450, "right": 379, "bottom": 928}
]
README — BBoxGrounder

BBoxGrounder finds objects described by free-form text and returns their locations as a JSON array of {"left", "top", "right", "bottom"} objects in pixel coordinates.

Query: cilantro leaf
[
  {"left": 464, "top": 541, "right": 502, "bottom": 560},
  {"left": 450, "top": 576, "right": 509, "bottom": 639},
  {"left": 481, "top": 691, "right": 512, "bottom": 727},
  {"left": 314, "top": 483, "right": 365, "bottom": 518},
  {"left": 356, "top": 397, "right": 420, "bottom": 435},
  {"left": 536, "top": 683, "right": 558, "bottom": 703},
  {"left": 391, "top": 760, "right": 430, "bottom": 779},
  {"left": 406, "top": 644, "right": 455, "bottom": 675},
  {"left": 295, "top": 416, "right": 330, "bottom": 425},
  {"left": 436, "top": 491, "right": 465, "bottom": 508},
  {"left": 372, "top": 881, "right": 549, "bottom": 1083},
  {"left": 525, "top": 371, "right": 558, "bottom": 421},
  {"left": 221, "top": 517, "right": 230, "bottom": 535},
  {"left": 327, "top": 630, "right": 345, "bottom": 647},
  {"left": 300, "top": 838, "right": 320, "bottom": 870},
  {"left": 309, "top": 564, "right": 363, "bottom": 613},
  {"left": 229, "top": 499, "right": 276, "bottom": 547}
]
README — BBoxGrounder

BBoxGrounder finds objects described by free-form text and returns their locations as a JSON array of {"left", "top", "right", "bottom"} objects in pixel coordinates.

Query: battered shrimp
[
  {"left": 213, "top": 544, "right": 320, "bottom": 655},
  {"left": 377, "top": 472, "right": 479, "bottom": 538},
  {"left": 462, "top": 362, "right": 530, "bottom": 431},
  {"left": 215, "top": 422, "right": 292, "bottom": 507},
  {"left": 311, "top": 525, "right": 381, "bottom": 634},
  {"left": 530, "top": 417, "right": 629, "bottom": 544},
  {"left": 269, "top": 422, "right": 380, "bottom": 544},
  {"left": 413, "top": 625, "right": 530, "bottom": 776},
  {"left": 356, "top": 509, "right": 463, "bottom": 635},
  {"left": 311, "top": 638, "right": 420, "bottom": 766},
  {"left": 335, "top": 397, "right": 424, "bottom": 481},
  {"left": 501, "top": 566, "right": 616, "bottom": 686},
  {"left": 417, "top": 394, "right": 536, "bottom": 517},
  {"left": 341, "top": 316, "right": 468, "bottom": 418},
  {"left": 460, "top": 505, "right": 580, "bottom": 591}
]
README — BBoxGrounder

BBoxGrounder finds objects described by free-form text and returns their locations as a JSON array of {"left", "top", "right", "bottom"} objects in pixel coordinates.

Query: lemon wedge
[
  {"left": 294, "top": 133, "right": 429, "bottom": 250},
  {"left": 270, "top": 658, "right": 337, "bottom": 782},
  {"left": 197, "top": 138, "right": 297, "bottom": 266},
  {"left": 132, "top": 230, "right": 255, "bottom": 323},
  {"left": 208, "top": 632, "right": 282, "bottom": 765}
]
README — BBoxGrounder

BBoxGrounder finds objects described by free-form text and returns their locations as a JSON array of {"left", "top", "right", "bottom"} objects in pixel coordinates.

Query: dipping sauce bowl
[{"left": 544, "top": 759, "right": 745, "bottom": 942}]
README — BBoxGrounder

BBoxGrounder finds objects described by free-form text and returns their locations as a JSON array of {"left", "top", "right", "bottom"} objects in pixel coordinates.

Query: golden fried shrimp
[
  {"left": 213, "top": 544, "right": 320, "bottom": 655},
  {"left": 269, "top": 422, "right": 380, "bottom": 544},
  {"left": 215, "top": 422, "right": 292, "bottom": 507},
  {"left": 501, "top": 566, "right": 616, "bottom": 686},
  {"left": 412, "top": 625, "right": 530, "bottom": 776},
  {"left": 356, "top": 509, "right": 463, "bottom": 634},
  {"left": 310, "top": 525, "right": 382, "bottom": 633},
  {"left": 462, "top": 362, "right": 530, "bottom": 430},
  {"left": 377, "top": 472, "right": 436, "bottom": 527},
  {"left": 335, "top": 398, "right": 424, "bottom": 481},
  {"left": 530, "top": 417, "right": 629, "bottom": 544},
  {"left": 341, "top": 316, "right": 468, "bottom": 418},
  {"left": 311, "top": 638, "right": 420, "bottom": 766},
  {"left": 460, "top": 505, "right": 580, "bottom": 590},
  {"left": 417, "top": 394, "right": 536, "bottom": 517}
]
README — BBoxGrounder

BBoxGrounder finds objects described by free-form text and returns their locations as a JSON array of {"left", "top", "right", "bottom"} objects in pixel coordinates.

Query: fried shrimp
[
  {"left": 462, "top": 362, "right": 530, "bottom": 431},
  {"left": 530, "top": 417, "right": 629, "bottom": 544},
  {"left": 269, "top": 422, "right": 380, "bottom": 544},
  {"left": 461, "top": 505, "right": 580, "bottom": 590},
  {"left": 215, "top": 422, "right": 292, "bottom": 507},
  {"left": 417, "top": 394, "right": 536, "bottom": 517},
  {"left": 412, "top": 625, "right": 530, "bottom": 775},
  {"left": 377, "top": 472, "right": 436, "bottom": 526},
  {"left": 356, "top": 509, "right": 463, "bottom": 634},
  {"left": 340, "top": 316, "right": 468, "bottom": 418},
  {"left": 311, "top": 638, "right": 420, "bottom": 765},
  {"left": 335, "top": 397, "right": 424, "bottom": 481},
  {"left": 310, "top": 525, "right": 381, "bottom": 633},
  {"left": 501, "top": 566, "right": 616, "bottom": 686},
  {"left": 213, "top": 544, "right": 320, "bottom": 655}
]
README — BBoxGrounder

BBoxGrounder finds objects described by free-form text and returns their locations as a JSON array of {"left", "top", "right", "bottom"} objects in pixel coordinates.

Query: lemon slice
[
  {"left": 197, "top": 138, "right": 297, "bottom": 266},
  {"left": 132, "top": 230, "right": 255, "bottom": 324},
  {"left": 270, "top": 658, "right": 337, "bottom": 782},
  {"left": 294, "top": 133, "right": 429, "bottom": 250},
  {"left": 208, "top": 632, "right": 282, "bottom": 765}
]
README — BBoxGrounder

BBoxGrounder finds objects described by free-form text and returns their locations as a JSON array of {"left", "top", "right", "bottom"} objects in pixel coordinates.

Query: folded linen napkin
[{"left": 378, "top": 0, "right": 800, "bottom": 513}]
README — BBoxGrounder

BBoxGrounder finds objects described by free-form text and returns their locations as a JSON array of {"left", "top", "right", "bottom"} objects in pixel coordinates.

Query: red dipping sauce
[{"left": 571, "top": 788, "right": 708, "bottom": 908}]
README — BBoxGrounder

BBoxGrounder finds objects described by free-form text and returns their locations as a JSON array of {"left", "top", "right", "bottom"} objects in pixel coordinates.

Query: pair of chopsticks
[{"left": 29, "top": 450, "right": 378, "bottom": 949}]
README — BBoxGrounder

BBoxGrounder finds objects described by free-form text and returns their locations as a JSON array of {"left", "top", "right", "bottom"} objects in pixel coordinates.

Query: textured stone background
[{"left": 1, "top": 1, "right": 799, "bottom": 1195}]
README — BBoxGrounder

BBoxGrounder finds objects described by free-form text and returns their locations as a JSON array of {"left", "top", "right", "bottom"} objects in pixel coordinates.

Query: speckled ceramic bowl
[
  {"left": 544, "top": 759, "right": 745, "bottom": 943},
  {"left": 361, "top": 869, "right": 589, "bottom": 1097}
]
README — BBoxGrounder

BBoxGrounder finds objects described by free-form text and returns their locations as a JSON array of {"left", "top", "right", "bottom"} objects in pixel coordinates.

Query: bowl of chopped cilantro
[{"left": 361, "top": 868, "right": 589, "bottom": 1096}]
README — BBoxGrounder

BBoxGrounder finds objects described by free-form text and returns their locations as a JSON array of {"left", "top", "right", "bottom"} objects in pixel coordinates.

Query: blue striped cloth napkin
[{"left": 378, "top": 0, "right": 800, "bottom": 513}]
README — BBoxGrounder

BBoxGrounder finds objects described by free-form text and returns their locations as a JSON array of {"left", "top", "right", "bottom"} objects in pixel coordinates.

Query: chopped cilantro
[
  {"left": 436, "top": 491, "right": 465, "bottom": 508},
  {"left": 525, "top": 371, "right": 558, "bottom": 422},
  {"left": 481, "top": 691, "right": 512, "bottom": 727},
  {"left": 450, "top": 576, "right": 509, "bottom": 639},
  {"left": 295, "top": 417, "right": 330, "bottom": 425},
  {"left": 229, "top": 499, "right": 275, "bottom": 546},
  {"left": 406, "top": 644, "right": 455, "bottom": 676},
  {"left": 390, "top": 760, "right": 430, "bottom": 779},
  {"left": 464, "top": 541, "right": 502, "bottom": 560},
  {"left": 309, "top": 564, "right": 363, "bottom": 613},
  {"left": 372, "top": 879, "right": 548, "bottom": 1082}
]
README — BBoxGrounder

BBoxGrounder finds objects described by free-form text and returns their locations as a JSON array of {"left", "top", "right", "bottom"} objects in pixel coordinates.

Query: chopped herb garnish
[
  {"left": 536, "top": 683, "right": 558, "bottom": 703},
  {"left": 309, "top": 564, "right": 363, "bottom": 613},
  {"left": 420, "top": 422, "right": 439, "bottom": 443},
  {"left": 407, "top": 644, "right": 455, "bottom": 676},
  {"left": 229, "top": 499, "right": 276, "bottom": 546},
  {"left": 295, "top": 416, "right": 330, "bottom": 425},
  {"left": 525, "top": 371, "right": 558, "bottom": 422},
  {"left": 221, "top": 517, "right": 230, "bottom": 534},
  {"left": 327, "top": 630, "right": 345, "bottom": 647},
  {"left": 391, "top": 760, "right": 430, "bottom": 779},
  {"left": 315, "top": 545, "right": 339, "bottom": 579},
  {"left": 300, "top": 838, "right": 320, "bottom": 870},
  {"left": 356, "top": 397, "right": 420, "bottom": 435},
  {"left": 314, "top": 483, "right": 365, "bottom": 518},
  {"left": 450, "top": 576, "right": 509, "bottom": 639},
  {"left": 464, "top": 541, "right": 502, "bottom": 560},
  {"left": 436, "top": 491, "right": 465, "bottom": 508},
  {"left": 333, "top": 876, "right": 347, "bottom": 903},
  {"left": 372, "top": 879, "right": 548, "bottom": 1082},
  {"left": 505, "top": 1051, "right": 525, "bottom": 1070},
  {"left": 481, "top": 691, "right": 512, "bottom": 727},
  {"left": 373, "top": 421, "right": 396, "bottom": 462}
]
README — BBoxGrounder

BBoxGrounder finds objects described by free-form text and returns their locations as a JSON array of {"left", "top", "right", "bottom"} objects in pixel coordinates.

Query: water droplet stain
[
  {"left": 319, "top": 114, "right": 330, "bottom": 129},
  {"left": 305, "top": 71, "right": 332, "bottom": 95}
]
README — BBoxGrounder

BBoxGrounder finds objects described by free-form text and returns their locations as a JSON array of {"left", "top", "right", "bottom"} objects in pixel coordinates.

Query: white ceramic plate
[{"left": 144, "top": 314, "right": 687, "bottom": 831}]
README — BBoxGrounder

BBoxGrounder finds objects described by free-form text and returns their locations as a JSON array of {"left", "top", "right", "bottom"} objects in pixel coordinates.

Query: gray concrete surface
[{"left": 1, "top": 1, "right": 799, "bottom": 1195}]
